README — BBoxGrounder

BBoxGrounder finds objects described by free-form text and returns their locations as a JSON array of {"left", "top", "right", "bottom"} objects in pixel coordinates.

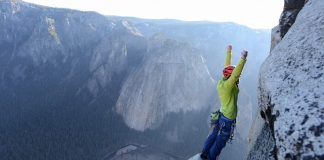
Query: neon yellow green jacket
[{"left": 217, "top": 50, "right": 246, "bottom": 120}]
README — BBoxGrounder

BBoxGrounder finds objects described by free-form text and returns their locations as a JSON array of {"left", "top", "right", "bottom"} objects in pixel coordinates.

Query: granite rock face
[
  {"left": 279, "top": 0, "right": 307, "bottom": 38},
  {"left": 249, "top": 0, "right": 324, "bottom": 159},
  {"left": 247, "top": 114, "right": 276, "bottom": 160},
  {"left": 270, "top": 25, "right": 281, "bottom": 52},
  {"left": 104, "top": 144, "right": 181, "bottom": 160},
  {"left": 116, "top": 35, "right": 215, "bottom": 131}
]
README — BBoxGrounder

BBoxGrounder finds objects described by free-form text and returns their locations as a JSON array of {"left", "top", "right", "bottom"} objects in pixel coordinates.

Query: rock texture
[
  {"left": 116, "top": 35, "right": 215, "bottom": 131},
  {"left": 187, "top": 154, "right": 201, "bottom": 160},
  {"left": 247, "top": 113, "right": 276, "bottom": 160},
  {"left": 105, "top": 144, "right": 182, "bottom": 160},
  {"left": 250, "top": 0, "right": 324, "bottom": 159},
  {"left": 271, "top": 25, "right": 281, "bottom": 51},
  {"left": 279, "top": 0, "right": 307, "bottom": 38}
]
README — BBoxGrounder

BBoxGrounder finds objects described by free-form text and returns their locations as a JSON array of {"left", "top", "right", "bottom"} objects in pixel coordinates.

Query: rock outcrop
[
  {"left": 279, "top": 0, "right": 307, "bottom": 38},
  {"left": 249, "top": 0, "right": 324, "bottom": 159},
  {"left": 247, "top": 114, "right": 276, "bottom": 160},
  {"left": 270, "top": 25, "right": 281, "bottom": 51},
  {"left": 116, "top": 35, "right": 215, "bottom": 131},
  {"left": 188, "top": 154, "right": 201, "bottom": 160},
  {"left": 104, "top": 144, "right": 182, "bottom": 160}
]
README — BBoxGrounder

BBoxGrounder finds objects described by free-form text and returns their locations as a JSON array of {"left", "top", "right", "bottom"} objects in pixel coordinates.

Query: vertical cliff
[
  {"left": 249, "top": 0, "right": 324, "bottom": 159},
  {"left": 116, "top": 35, "right": 215, "bottom": 131}
]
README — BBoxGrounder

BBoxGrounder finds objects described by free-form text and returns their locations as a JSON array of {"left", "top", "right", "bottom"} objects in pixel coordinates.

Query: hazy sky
[{"left": 23, "top": 0, "right": 283, "bottom": 29}]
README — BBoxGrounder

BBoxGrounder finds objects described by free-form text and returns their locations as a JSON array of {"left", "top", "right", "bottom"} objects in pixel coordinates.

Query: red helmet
[{"left": 223, "top": 65, "right": 235, "bottom": 79}]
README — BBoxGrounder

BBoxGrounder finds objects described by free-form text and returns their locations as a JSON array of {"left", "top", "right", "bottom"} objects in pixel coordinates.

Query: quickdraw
[{"left": 228, "top": 120, "right": 236, "bottom": 143}]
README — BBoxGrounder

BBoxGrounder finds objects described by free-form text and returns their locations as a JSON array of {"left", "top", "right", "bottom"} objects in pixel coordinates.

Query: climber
[{"left": 200, "top": 45, "right": 248, "bottom": 160}]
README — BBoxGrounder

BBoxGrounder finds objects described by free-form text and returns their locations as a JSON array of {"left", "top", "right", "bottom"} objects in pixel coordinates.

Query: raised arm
[
  {"left": 224, "top": 45, "right": 232, "bottom": 67},
  {"left": 224, "top": 50, "right": 248, "bottom": 88}
]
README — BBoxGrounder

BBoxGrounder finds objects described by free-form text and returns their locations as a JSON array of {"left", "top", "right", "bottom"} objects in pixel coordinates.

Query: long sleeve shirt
[{"left": 217, "top": 50, "right": 246, "bottom": 120}]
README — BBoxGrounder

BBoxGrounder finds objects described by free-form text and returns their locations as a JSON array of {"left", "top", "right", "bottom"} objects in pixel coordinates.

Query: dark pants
[{"left": 201, "top": 114, "right": 235, "bottom": 160}]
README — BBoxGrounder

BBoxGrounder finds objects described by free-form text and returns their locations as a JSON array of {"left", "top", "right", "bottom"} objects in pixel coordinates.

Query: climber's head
[{"left": 223, "top": 65, "right": 235, "bottom": 79}]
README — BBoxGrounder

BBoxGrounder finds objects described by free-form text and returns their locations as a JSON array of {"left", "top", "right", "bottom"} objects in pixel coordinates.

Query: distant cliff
[
  {"left": 248, "top": 0, "right": 324, "bottom": 159},
  {"left": 116, "top": 35, "right": 214, "bottom": 131}
]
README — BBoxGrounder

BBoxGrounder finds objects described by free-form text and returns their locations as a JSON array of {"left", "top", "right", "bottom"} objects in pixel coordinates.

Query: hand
[
  {"left": 241, "top": 50, "right": 248, "bottom": 60},
  {"left": 227, "top": 45, "right": 232, "bottom": 52}
]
